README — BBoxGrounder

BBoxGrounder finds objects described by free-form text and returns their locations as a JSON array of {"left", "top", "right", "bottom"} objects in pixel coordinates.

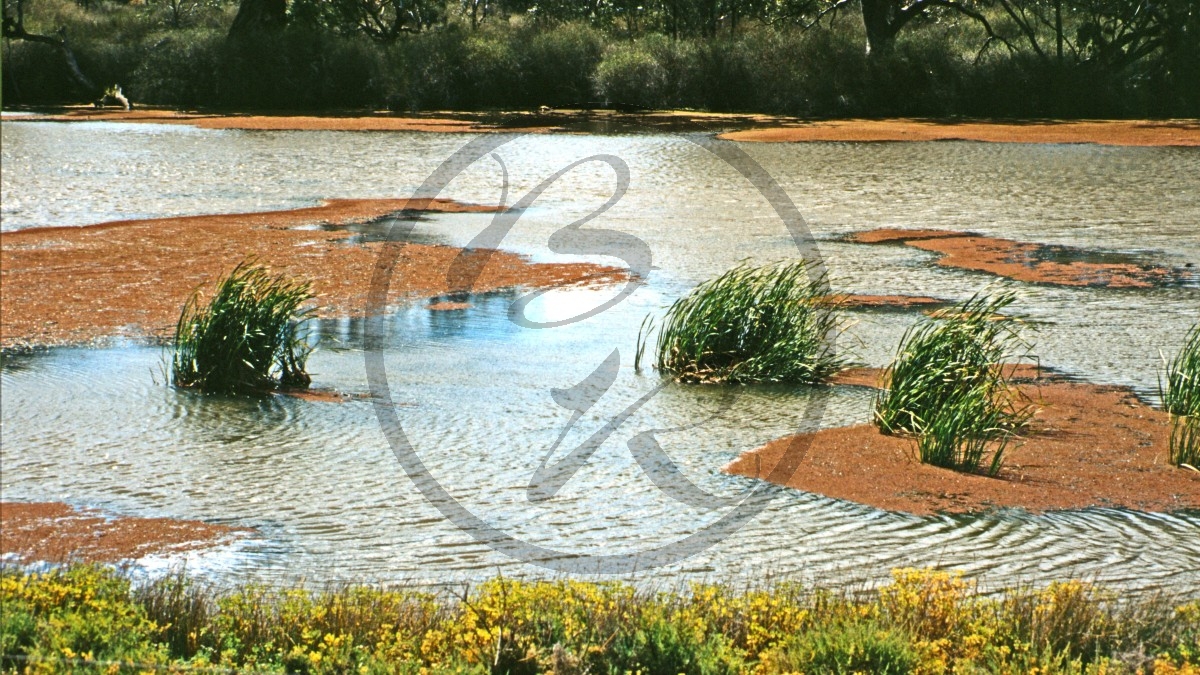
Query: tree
[
  {"left": 290, "top": 0, "right": 444, "bottom": 37},
  {"left": 853, "top": 0, "right": 1004, "bottom": 55},
  {"left": 2, "top": 0, "right": 96, "bottom": 93},
  {"left": 987, "top": 0, "right": 1197, "bottom": 75},
  {"left": 228, "top": 0, "right": 286, "bottom": 38}
]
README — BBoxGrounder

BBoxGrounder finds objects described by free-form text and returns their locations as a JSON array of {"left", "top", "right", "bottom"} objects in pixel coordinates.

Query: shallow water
[{"left": 1, "top": 120, "right": 1198, "bottom": 593}]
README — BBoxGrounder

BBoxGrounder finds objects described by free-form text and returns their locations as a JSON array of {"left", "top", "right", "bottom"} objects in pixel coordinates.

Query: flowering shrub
[{"left": 0, "top": 566, "right": 1195, "bottom": 674}]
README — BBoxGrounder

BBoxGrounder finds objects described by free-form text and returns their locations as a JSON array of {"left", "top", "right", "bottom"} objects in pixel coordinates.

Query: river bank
[
  {"left": 6, "top": 109, "right": 1200, "bottom": 146},
  {"left": 720, "top": 118, "right": 1200, "bottom": 146}
]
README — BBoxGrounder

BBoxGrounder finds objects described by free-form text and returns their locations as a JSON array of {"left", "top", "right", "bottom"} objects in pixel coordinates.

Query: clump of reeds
[
  {"left": 636, "top": 260, "right": 846, "bottom": 384},
  {"left": 875, "top": 292, "right": 1031, "bottom": 476},
  {"left": 172, "top": 260, "right": 314, "bottom": 394},
  {"left": 1162, "top": 323, "right": 1200, "bottom": 467}
]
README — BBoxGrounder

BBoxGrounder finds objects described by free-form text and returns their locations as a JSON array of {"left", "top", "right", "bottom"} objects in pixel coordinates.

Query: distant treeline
[{"left": 2, "top": 0, "right": 1197, "bottom": 117}]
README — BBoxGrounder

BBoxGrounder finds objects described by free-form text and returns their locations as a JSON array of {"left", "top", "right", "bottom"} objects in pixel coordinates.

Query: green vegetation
[
  {"left": 3, "top": 0, "right": 1197, "bottom": 117},
  {"left": 2, "top": 565, "right": 1197, "bottom": 674},
  {"left": 172, "top": 260, "right": 314, "bottom": 394},
  {"left": 1171, "top": 415, "right": 1200, "bottom": 469},
  {"left": 1163, "top": 323, "right": 1200, "bottom": 418},
  {"left": 1163, "top": 323, "right": 1200, "bottom": 467},
  {"left": 764, "top": 620, "right": 921, "bottom": 674},
  {"left": 875, "top": 292, "right": 1031, "bottom": 476},
  {"left": 637, "top": 260, "right": 845, "bottom": 384}
]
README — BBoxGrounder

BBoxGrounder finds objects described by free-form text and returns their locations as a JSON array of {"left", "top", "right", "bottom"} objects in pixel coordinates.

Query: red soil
[
  {"left": 847, "top": 229, "right": 1180, "bottom": 288},
  {"left": 0, "top": 199, "right": 627, "bottom": 349},
  {"left": 726, "top": 369, "right": 1200, "bottom": 515},
  {"left": 0, "top": 502, "right": 248, "bottom": 564},
  {"left": 827, "top": 367, "right": 886, "bottom": 388},
  {"left": 848, "top": 229, "right": 974, "bottom": 244}
]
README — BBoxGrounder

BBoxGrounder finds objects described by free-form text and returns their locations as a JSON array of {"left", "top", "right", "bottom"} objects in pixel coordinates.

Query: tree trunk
[
  {"left": 861, "top": 0, "right": 900, "bottom": 56},
  {"left": 1054, "top": 0, "right": 1063, "bottom": 61},
  {"left": 228, "top": 0, "right": 286, "bottom": 38}
]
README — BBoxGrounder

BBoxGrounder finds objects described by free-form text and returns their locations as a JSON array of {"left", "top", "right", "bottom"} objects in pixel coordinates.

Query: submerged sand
[
  {"left": 847, "top": 228, "right": 1190, "bottom": 288},
  {"left": 823, "top": 293, "right": 945, "bottom": 309},
  {"left": 0, "top": 502, "right": 247, "bottom": 564},
  {"left": 0, "top": 199, "right": 626, "bottom": 349},
  {"left": 725, "top": 369, "right": 1199, "bottom": 515}
]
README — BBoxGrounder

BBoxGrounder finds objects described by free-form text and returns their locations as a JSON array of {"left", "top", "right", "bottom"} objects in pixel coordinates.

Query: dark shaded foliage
[{"left": 3, "top": 0, "right": 1195, "bottom": 117}]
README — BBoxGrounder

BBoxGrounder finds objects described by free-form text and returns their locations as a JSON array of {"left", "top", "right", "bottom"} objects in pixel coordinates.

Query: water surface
[{"left": 2, "top": 121, "right": 1198, "bottom": 593}]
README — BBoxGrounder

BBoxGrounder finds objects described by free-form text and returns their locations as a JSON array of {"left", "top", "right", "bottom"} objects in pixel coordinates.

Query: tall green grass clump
[
  {"left": 637, "top": 260, "right": 845, "bottom": 384},
  {"left": 1162, "top": 323, "right": 1200, "bottom": 467},
  {"left": 875, "top": 292, "right": 1031, "bottom": 476},
  {"left": 172, "top": 261, "right": 314, "bottom": 394}
]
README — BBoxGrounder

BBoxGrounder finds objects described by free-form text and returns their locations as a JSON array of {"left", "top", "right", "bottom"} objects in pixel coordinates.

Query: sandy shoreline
[
  {"left": 823, "top": 293, "right": 945, "bottom": 309},
  {"left": 0, "top": 502, "right": 248, "bottom": 564},
  {"left": 0, "top": 199, "right": 627, "bottom": 349},
  {"left": 5, "top": 109, "right": 1199, "bottom": 146},
  {"left": 720, "top": 118, "right": 1200, "bottom": 147},
  {"left": 726, "top": 368, "right": 1200, "bottom": 515},
  {"left": 1, "top": 107, "right": 784, "bottom": 134}
]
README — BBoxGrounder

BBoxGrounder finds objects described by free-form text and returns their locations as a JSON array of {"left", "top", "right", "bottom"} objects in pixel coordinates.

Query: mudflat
[
  {"left": 725, "top": 368, "right": 1200, "bottom": 515},
  {"left": 0, "top": 199, "right": 626, "bottom": 349}
]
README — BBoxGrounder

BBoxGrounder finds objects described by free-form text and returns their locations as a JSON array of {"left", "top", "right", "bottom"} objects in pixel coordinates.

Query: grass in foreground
[
  {"left": 1, "top": 565, "right": 1197, "bottom": 674},
  {"left": 875, "top": 292, "right": 1032, "bottom": 476},
  {"left": 172, "top": 260, "right": 314, "bottom": 394},
  {"left": 1163, "top": 323, "right": 1200, "bottom": 467},
  {"left": 1172, "top": 415, "right": 1200, "bottom": 469},
  {"left": 637, "top": 260, "right": 846, "bottom": 384}
]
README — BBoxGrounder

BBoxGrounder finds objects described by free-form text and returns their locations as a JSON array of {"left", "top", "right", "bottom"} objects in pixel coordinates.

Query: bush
[
  {"left": 399, "top": 27, "right": 470, "bottom": 110},
  {"left": 515, "top": 22, "right": 604, "bottom": 107},
  {"left": 875, "top": 292, "right": 1031, "bottom": 475},
  {"left": 172, "top": 260, "right": 314, "bottom": 394},
  {"left": 0, "top": 566, "right": 168, "bottom": 671},
  {"left": 607, "top": 618, "right": 744, "bottom": 675},
  {"left": 593, "top": 38, "right": 671, "bottom": 109},
  {"left": 127, "top": 28, "right": 223, "bottom": 106},
  {"left": 637, "top": 260, "right": 846, "bottom": 384},
  {"left": 766, "top": 620, "right": 921, "bottom": 674},
  {"left": 2, "top": 566, "right": 1197, "bottom": 674}
]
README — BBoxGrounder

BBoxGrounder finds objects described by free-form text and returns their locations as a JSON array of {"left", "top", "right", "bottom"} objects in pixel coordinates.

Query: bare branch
[
  {"left": 915, "top": 0, "right": 1021, "bottom": 56},
  {"left": 2, "top": 0, "right": 96, "bottom": 92},
  {"left": 801, "top": 0, "right": 854, "bottom": 31}
]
